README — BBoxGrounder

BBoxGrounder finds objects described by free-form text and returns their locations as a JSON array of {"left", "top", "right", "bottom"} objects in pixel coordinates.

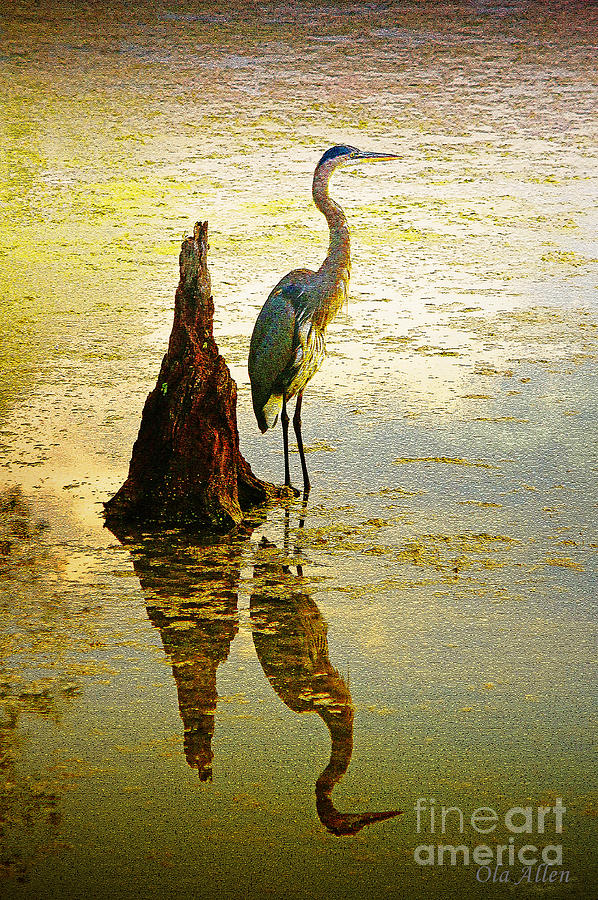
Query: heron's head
[{"left": 316, "top": 144, "right": 399, "bottom": 172}]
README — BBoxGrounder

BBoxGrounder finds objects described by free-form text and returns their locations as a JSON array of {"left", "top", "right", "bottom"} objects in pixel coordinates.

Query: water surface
[{"left": 0, "top": 1, "right": 596, "bottom": 897}]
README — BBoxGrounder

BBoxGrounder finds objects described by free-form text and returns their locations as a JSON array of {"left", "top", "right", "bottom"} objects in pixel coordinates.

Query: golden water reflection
[{"left": 110, "top": 511, "right": 400, "bottom": 835}]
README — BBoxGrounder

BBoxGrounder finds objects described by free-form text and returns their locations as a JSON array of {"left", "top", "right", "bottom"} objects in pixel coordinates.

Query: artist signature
[{"left": 476, "top": 865, "right": 570, "bottom": 885}]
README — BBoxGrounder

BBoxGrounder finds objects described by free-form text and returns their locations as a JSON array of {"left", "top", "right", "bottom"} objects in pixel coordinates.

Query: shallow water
[{"left": 1, "top": 1, "right": 597, "bottom": 897}]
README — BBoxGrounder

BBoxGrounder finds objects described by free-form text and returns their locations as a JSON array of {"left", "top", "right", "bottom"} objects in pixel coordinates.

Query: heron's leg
[
  {"left": 293, "top": 391, "right": 311, "bottom": 496},
  {"left": 281, "top": 394, "right": 291, "bottom": 487}
]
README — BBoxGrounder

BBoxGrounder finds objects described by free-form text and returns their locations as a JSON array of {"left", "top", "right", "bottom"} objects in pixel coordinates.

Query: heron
[{"left": 248, "top": 143, "right": 398, "bottom": 495}]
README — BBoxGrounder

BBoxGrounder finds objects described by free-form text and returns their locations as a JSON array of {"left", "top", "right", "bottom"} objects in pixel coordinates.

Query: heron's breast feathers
[
  {"left": 249, "top": 275, "right": 312, "bottom": 431},
  {"left": 286, "top": 318, "right": 326, "bottom": 399},
  {"left": 248, "top": 268, "right": 340, "bottom": 430}
]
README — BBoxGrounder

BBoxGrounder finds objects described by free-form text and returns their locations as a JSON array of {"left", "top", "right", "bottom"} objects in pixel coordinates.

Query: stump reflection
[{"left": 111, "top": 526, "right": 246, "bottom": 782}]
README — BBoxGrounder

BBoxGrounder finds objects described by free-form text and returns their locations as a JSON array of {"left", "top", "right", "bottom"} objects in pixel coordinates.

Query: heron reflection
[{"left": 250, "top": 516, "right": 400, "bottom": 835}]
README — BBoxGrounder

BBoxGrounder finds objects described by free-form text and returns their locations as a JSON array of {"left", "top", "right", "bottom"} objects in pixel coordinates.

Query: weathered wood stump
[{"left": 104, "top": 221, "right": 284, "bottom": 530}]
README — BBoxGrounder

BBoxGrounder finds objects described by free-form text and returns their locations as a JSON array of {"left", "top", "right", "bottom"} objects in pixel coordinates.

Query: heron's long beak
[{"left": 355, "top": 151, "right": 400, "bottom": 161}]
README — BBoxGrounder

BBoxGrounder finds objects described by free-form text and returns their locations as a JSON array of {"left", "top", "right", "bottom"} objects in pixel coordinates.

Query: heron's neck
[
  {"left": 312, "top": 163, "right": 351, "bottom": 326},
  {"left": 316, "top": 702, "right": 354, "bottom": 795}
]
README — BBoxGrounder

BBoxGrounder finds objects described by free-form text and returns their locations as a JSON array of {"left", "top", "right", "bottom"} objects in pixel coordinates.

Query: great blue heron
[{"left": 248, "top": 144, "right": 398, "bottom": 495}]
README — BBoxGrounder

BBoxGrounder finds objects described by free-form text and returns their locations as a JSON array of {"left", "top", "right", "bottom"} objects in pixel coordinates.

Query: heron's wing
[{"left": 249, "top": 274, "right": 313, "bottom": 430}]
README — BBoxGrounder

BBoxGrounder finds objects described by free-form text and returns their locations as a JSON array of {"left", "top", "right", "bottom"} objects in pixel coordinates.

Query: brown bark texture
[{"left": 104, "top": 221, "right": 282, "bottom": 530}]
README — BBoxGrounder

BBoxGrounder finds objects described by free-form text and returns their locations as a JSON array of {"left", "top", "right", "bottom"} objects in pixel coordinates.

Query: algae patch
[{"left": 392, "top": 456, "right": 500, "bottom": 469}]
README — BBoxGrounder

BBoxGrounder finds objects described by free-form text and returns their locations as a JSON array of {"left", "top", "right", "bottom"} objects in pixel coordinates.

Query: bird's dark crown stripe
[{"left": 317, "top": 145, "right": 357, "bottom": 167}]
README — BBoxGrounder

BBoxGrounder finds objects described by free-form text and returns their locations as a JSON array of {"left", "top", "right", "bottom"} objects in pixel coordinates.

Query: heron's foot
[{"left": 280, "top": 483, "right": 301, "bottom": 499}]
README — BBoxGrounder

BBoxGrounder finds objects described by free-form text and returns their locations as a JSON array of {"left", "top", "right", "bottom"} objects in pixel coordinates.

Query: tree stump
[{"left": 104, "top": 221, "right": 284, "bottom": 530}]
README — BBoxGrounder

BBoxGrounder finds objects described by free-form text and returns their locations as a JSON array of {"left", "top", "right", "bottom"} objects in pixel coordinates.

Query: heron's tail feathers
[{"left": 256, "top": 393, "right": 282, "bottom": 433}]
